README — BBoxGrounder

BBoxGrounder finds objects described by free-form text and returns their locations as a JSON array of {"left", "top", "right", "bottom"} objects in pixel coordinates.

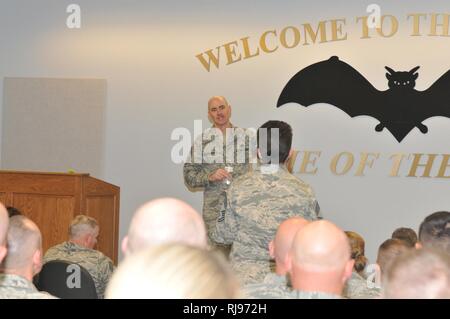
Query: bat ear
[
  {"left": 385, "top": 66, "right": 395, "bottom": 75},
  {"left": 385, "top": 73, "right": 392, "bottom": 80},
  {"left": 409, "top": 66, "right": 420, "bottom": 74}
]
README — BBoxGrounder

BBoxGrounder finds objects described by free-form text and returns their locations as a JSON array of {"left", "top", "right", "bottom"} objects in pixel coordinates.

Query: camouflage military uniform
[
  {"left": 343, "top": 271, "right": 381, "bottom": 299},
  {"left": 244, "top": 273, "right": 292, "bottom": 299},
  {"left": 0, "top": 274, "right": 57, "bottom": 299},
  {"left": 291, "top": 290, "right": 343, "bottom": 299},
  {"left": 183, "top": 126, "right": 252, "bottom": 245},
  {"left": 43, "top": 241, "right": 114, "bottom": 299},
  {"left": 212, "top": 164, "right": 321, "bottom": 285}
]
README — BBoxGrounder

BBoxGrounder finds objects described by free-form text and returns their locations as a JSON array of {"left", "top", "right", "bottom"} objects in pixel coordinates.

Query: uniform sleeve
[
  {"left": 97, "top": 256, "right": 115, "bottom": 299},
  {"left": 183, "top": 162, "right": 210, "bottom": 188},
  {"left": 183, "top": 135, "right": 210, "bottom": 188},
  {"left": 211, "top": 191, "right": 238, "bottom": 245},
  {"left": 307, "top": 186, "right": 322, "bottom": 220}
]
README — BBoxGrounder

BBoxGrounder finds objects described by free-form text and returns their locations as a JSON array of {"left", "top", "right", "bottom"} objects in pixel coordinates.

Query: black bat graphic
[{"left": 277, "top": 56, "right": 450, "bottom": 142}]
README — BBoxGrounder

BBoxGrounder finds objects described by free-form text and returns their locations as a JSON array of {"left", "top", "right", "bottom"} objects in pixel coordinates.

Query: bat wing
[
  {"left": 277, "top": 56, "right": 386, "bottom": 121},
  {"left": 419, "top": 69, "right": 450, "bottom": 120}
]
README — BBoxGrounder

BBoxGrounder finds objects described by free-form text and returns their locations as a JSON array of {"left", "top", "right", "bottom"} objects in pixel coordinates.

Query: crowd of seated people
[
  {"left": 0, "top": 200, "right": 448, "bottom": 299},
  {"left": 0, "top": 121, "right": 448, "bottom": 299}
]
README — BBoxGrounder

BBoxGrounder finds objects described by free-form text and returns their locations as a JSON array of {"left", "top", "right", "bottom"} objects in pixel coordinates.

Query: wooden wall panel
[
  {"left": 0, "top": 193, "right": 7, "bottom": 206},
  {"left": 86, "top": 196, "right": 118, "bottom": 263},
  {"left": 13, "top": 194, "right": 75, "bottom": 254}
]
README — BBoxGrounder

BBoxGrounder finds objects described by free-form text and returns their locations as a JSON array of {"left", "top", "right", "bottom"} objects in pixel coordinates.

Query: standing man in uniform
[
  {"left": 183, "top": 96, "right": 252, "bottom": 256},
  {"left": 212, "top": 120, "right": 321, "bottom": 285}
]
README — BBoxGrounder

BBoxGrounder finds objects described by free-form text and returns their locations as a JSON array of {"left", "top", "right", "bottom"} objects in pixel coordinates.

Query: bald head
[
  {"left": 291, "top": 220, "right": 351, "bottom": 271},
  {"left": 208, "top": 96, "right": 229, "bottom": 109},
  {"left": 207, "top": 96, "right": 232, "bottom": 129},
  {"left": 123, "top": 198, "right": 207, "bottom": 256},
  {"left": 0, "top": 204, "right": 8, "bottom": 263},
  {"left": 270, "top": 217, "right": 309, "bottom": 273},
  {"left": 289, "top": 220, "right": 353, "bottom": 294},
  {"left": 1, "top": 215, "right": 42, "bottom": 272}
]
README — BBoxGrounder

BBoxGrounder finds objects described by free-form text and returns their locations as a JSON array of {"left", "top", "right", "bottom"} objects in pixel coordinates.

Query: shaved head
[
  {"left": 0, "top": 203, "right": 8, "bottom": 263},
  {"left": 207, "top": 96, "right": 232, "bottom": 129},
  {"left": 207, "top": 96, "right": 229, "bottom": 110},
  {"left": 1, "top": 215, "right": 42, "bottom": 272},
  {"left": 124, "top": 198, "right": 207, "bottom": 256},
  {"left": 289, "top": 220, "right": 353, "bottom": 295},
  {"left": 270, "top": 217, "right": 309, "bottom": 274},
  {"left": 291, "top": 220, "right": 351, "bottom": 271}
]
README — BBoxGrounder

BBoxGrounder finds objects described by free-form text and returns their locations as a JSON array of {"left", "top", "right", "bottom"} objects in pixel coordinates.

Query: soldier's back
[
  {"left": 244, "top": 273, "right": 292, "bottom": 299},
  {"left": 0, "top": 274, "right": 57, "bottom": 299},
  {"left": 44, "top": 241, "right": 114, "bottom": 298},
  {"left": 228, "top": 166, "right": 320, "bottom": 264}
]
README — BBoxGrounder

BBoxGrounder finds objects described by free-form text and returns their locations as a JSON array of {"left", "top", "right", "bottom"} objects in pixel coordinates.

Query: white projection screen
[{"left": 1, "top": 78, "right": 106, "bottom": 178}]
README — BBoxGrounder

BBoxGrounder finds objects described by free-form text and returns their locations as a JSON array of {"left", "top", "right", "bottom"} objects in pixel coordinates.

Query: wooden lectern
[{"left": 0, "top": 171, "right": 120, "bottom": 264}]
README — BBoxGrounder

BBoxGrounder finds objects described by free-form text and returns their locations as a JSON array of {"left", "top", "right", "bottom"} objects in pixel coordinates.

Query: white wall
[{"left": 1, "top": 0, "right": 449, "bottom": 262}]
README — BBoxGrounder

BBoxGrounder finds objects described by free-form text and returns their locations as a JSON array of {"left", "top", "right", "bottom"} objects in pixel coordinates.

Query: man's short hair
[
  {"left": 69, "top": 215, "right": 98, "bottom": 239},
  {"left": 391, "top": 227, "right": 418, "bottom": 248},
  {"left": 383, "top": 248, "right": 450, "bottom": 299},
  {"left": 6, "top": 206, "right": 22, "bottom": 218},
  {"left": 2, "top": 215, "right": 42, "bottom": 270},
  {"left": 418, "top": 211, "right": 450, "bottom": 254},
  {"left": 377, "top": 238, "right": 411, "bottom": 278},
  {"left": 257, "top": 120, "right": 292, "bottom": 164}
]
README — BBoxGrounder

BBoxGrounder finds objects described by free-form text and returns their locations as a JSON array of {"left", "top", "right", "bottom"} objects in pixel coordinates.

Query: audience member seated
[
  {"left": 0, "top": 204, "right": 8, "bottom": 264},
  {"left": 376, "top": 238, "right": 410, "bottom": 286},
  {"left": 0, "top": 216, "right": 56, "bottom": 299},
  {"left": 417, "top": 211, "right": 450, "bottom": 254},
  {"left": 345, "top": 231, "right": 368, "bottom": 276},
  {"left": 106, "top": 244, "right": 240, "bottom": 299},
  {"left": 6, "top": 206, "right": 22, "bottom": 218},
  {"left": 391, "top": 227, "right": 418, "bottom": 248},
  {"left": 287, "top": 220, "right": 354, "bottom": 299},
  {"left": 121, "top": 197, "right": 207, "bottom": 257},
  {"left": 43, "top": 215, "right": 114, "bottom": 299},
  {"left": 244, "top": 217, "right": 309, "bottom": 298},
  {"left": 383, "top": 248, "right": 450, "bottom": 299},
  {"left": 343, "top": 231, "right": 380, "bottom": 299}
]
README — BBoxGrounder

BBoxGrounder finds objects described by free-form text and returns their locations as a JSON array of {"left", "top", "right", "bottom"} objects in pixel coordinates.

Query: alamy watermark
[
  {"left": 66, "top": 264, "right": 81, "bottom": 289},
  {"left": 66, "top": 4, "right": 81, "bottom": 29},
  {"left": 170, "top": 120, "right": 281, "bottom": 166},
  {"left": 366, "top": 4, "right": 381, "bottom": 29}
]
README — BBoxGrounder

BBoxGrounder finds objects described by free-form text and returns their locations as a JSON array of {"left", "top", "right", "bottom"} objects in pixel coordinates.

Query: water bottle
[{"left": 224, "top": 166, "right": 233, "bottom": 185}]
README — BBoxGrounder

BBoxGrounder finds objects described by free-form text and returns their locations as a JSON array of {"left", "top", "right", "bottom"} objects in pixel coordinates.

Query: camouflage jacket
[
  {"left": 183, "top": 126, "right": 253, "bottom": 241},
  {"left": 244, "top": 273, "right": 292, "bottom": 299},
  {"left": 212, "top": 164, "right": 321, "bottom": 280},
  {"left": 43, "top": 241, "right": 114, "bottom": 299},
  {"left": 0, "top": 274, "right": 57, "bottom": 299},
  {"left": 291, "top": 290, "right": 343, "bottom": 299},
  {"left": 343, "top": 271, "right": 382, "bottom": 299}
]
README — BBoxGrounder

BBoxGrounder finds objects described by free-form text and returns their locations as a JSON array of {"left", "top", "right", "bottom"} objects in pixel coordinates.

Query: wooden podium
[{"left": 0, "top": 171, "right": 120, "bottom": 264}]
